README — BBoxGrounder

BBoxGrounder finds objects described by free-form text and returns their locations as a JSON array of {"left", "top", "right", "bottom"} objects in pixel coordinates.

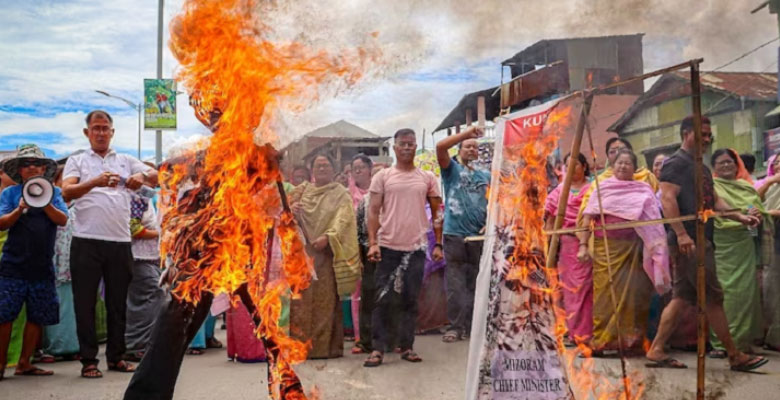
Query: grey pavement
[{"left": 2, "top": 329, "right": 779, "bottom": 399}]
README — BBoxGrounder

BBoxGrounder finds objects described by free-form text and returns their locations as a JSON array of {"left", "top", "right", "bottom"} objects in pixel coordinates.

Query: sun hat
[{"left": 2, "top": 144, "right": 58, "bottom": 183}]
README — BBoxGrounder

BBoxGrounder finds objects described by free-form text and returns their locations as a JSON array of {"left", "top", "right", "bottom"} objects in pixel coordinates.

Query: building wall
[{"left": 620, "top": 93, "right": 772, "bottom": 168}]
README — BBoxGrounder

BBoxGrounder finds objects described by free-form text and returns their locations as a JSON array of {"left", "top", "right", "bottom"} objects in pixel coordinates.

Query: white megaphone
[{"left": 22, "top": 176, "right": 55, "bottom": 212}]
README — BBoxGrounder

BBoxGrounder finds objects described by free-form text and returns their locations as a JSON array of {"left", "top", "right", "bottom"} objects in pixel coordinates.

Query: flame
[
  {"left": 500, "top": 101, "right": 646, "bottom": 399},
  {"left": 161, "top": 0, "right": 378, "bottom": 398}
]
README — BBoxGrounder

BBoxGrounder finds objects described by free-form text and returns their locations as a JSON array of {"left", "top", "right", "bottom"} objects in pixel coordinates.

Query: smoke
[
  {"left": 261, "top": 0, "right": 776, "bottom": 71},
  {"left": 245, "top": 0, "right": 777, "bottom": 144}
]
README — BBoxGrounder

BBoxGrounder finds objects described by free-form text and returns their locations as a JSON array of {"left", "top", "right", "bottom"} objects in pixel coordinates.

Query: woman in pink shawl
[
  {"left": 576, "top": 150, "right": 671, "bottom": 355},
  {"left": 544, "top": 153, "right": 593, "bottom": 345}
]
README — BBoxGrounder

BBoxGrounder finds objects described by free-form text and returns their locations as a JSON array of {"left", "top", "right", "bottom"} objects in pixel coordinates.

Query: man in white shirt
[{"left": 62, "top": 110, "right": 158, "bottom": 378}]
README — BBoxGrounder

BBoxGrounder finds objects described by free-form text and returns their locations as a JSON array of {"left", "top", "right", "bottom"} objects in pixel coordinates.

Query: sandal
[
  {"left": 363, "top": 351, "right": 383, "bottom": 367},
  {"left": 764, "top": 344, "right": 780, "bottom": 353},
  {"left": 708, "top": 350, "right": 727, "bottom": 359},
  {"left": 730, "top": 355, "right": 768, "bottom": 372},
  {"left": 442, "top": 330, "right": 460, "bottom": 343},
  {"left": 188, "top": 348, "right": 205, "bottom": 355},
  {"left": 400, "top": 349, "right": 422, "bottom": 363},
  {"left": 14, "top": 366, "right": 54, "bottom": 376},
  {"left": 206, "top": 338, "right": 223, "bottom": 349},
  {"left": 107, "top": 360, "right": 136, "bottom": 373},
  {"left": 38, "top": 353, "right": 56, "bottom": 364},
  {"left": 81, "top": 364, "right": 103, "bottom": 379},
  {"left": 351, "top": 345, "right": 369, "bottom": 354},
  {"left": 124, "top": 351, "right": 144, "bottom": 362}
]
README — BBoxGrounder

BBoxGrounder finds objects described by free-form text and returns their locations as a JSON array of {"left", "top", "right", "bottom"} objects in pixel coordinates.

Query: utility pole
[
  {"left": 156, "top": 0, "right": 164, "bottom": 164},
  {"left": 95, "top": 90, "right": 142, "bottom": 159},
  {"left": 753, "top": 1, "right": 780, "bottom": 103}
]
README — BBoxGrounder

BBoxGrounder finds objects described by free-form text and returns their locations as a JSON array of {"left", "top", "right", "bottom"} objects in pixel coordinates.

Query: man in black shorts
[{"left": 645, "top": 116, "right": 768, "bottom": 371}]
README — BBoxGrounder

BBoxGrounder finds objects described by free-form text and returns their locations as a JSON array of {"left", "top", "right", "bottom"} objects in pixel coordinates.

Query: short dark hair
[
  {"left": 614, "top": 149, "right": 638, "bottom": 169},
  {"left": 563, "top": 152, "right": 591, "bottom": 177},
  {"left": 85, "top": 110, "right": 113, "bottom": 125},
  {"left": 605, "top": 137, "right": 633, "bottom": 155},
  {"left": 394, "top": 128, "right": 416, "bottom": 141},
  {"left": 711, "top": 148, "right": 738, "bottom": 168},
  {"left": 292, "top": 165, "right": 310, "bottom": 179},
  {"left": 351, "top": 153, "right": 373, "bottom": 169},
  {"left": 739, "top": 153, "right": 756, "bottom": 173},
  {"left": 308, "top": 152, "right": 336, "bottom": 171},
  {"left": 679, "top": 115, "right": 711, "bottom": 139}
]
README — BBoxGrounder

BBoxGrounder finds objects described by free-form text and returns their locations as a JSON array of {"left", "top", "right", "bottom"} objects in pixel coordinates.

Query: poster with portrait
[
  {"left": 144, "top": 79, "right": 177, "bottom": 130},
  {"left": 465, "top": 99, "right": 572, "bottom": 400}
]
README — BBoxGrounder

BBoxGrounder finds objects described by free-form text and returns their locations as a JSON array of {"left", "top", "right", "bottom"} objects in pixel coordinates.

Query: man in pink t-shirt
[{"left": 363, "top": 129, "right": 442, "bottom": 367}]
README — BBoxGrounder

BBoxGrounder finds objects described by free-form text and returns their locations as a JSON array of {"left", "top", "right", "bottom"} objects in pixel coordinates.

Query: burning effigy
[
  {"left": 123, "top": 0, "right": 379, "bottom": 399},
  {"left": 466, "top": 100, "right": 573, "bottom": 400},
  {"left": 466, "top": 97, "right": 649, "bottom": 400}
]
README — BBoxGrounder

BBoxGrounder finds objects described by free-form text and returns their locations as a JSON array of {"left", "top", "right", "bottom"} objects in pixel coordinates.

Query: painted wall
[{"left": 619, "top": 92, "right": 773, "bottom": 168}]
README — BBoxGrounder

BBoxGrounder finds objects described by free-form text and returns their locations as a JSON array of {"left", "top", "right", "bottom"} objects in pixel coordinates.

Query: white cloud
[{"left": 1, "top": 0, "right": 777, "bottom": 161}]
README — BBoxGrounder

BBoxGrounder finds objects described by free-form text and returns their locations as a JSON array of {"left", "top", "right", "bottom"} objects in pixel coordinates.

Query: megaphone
[{"left": 22, "top": 176, "right": 55, "bottom": 211}]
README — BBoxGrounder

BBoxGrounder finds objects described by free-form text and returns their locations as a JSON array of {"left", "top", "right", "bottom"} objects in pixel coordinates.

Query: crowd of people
[
  {"left": 546, "top": 116, "right": 777, "bottom": 371},
  {"left": 1, "top": 110, "right": 777, "bottom": 389}
]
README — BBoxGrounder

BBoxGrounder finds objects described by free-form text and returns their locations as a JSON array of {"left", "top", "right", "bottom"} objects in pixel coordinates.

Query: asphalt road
[{"left": 2, "top": 329, "right": 779, "bottom": 399}]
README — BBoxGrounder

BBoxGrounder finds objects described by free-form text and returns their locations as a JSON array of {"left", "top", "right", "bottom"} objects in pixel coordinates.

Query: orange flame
[
  {"left": 501, "top": 101, "right": 646, "bottom": 399},
  {"left": 161, "top": 0, "right": 378, "bottom": 398}
]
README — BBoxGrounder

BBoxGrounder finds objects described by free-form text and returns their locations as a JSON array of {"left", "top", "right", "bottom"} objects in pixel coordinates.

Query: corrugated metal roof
[
  {"left": 608, "top": 71, "right": 778, "bottom": 133},
  {"left": 303, "top": 120, "right": 380, "bottom": 139},
  {"left": 671, "top": 70, "right": 778, "bottom": 101},
  {"left": 434, "top": 86, "right": 501, "bottom": 133}
]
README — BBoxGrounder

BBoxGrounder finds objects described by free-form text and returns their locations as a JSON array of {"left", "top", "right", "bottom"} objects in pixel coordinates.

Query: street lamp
[{"left": 95, "top": 90, "right": 143, "bottom": 159}]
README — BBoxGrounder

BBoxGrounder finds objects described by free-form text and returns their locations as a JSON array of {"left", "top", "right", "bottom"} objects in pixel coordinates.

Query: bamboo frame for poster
[{"left": 499, "top": 59, "right": 708, "bottom": 400}]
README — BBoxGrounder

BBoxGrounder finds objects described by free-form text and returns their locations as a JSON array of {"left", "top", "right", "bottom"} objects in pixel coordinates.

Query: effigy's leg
[
  {"left": 235, "top": 284, "right": 305, "bottom": 400},
  {"left": 124, "top": 291, "right": 214, "bottom": 400}
]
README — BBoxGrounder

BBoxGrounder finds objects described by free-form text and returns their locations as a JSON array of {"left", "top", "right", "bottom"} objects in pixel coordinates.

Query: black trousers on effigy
[{"left": 123, "top": 291, "right": 214, "bottom": 400}]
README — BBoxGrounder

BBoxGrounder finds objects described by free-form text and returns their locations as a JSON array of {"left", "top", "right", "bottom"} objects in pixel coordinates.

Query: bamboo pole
[
  {"left": 690, "top": 60, "right": 707, "bottom": 400},
  {"left": 465, "top": 209, "right": 737, "bottom": 241},
  {"left": 545, "top": 93, "right": 593, "bottom": 270},
  {"left": 583, "top": 112, "right": 631, "bottom": 400}
]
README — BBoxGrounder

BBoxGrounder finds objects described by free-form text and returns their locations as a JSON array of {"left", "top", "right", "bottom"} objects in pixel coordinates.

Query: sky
[{"left": 1, "top": 0, "right": 778, "bottom": 161}]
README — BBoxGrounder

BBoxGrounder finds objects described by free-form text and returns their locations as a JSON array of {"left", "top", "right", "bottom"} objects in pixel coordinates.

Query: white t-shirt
[{"left": 63, "top": 149, "right": 151, "bottom": 243}]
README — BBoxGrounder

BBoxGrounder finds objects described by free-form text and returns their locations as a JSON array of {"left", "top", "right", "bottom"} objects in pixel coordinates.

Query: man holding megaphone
[{"left": 0, "top": 144, "right": 68, "bottom": 380}]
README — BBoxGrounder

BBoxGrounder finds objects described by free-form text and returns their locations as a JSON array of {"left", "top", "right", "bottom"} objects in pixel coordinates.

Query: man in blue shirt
[
  {"left": 0, "top": 145, "right": 68, "bottom": 380},
  {"left": 436, "top": 126, "right": 490, "bottom": 343}
]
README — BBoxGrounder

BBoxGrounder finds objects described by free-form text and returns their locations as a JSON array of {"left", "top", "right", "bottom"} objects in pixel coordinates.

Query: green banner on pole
[{"left": 144, "top": 79, "right": 177, "bottom": 130}]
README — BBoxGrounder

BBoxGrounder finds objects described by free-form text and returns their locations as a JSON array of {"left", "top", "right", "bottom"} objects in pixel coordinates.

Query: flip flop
[
  {"left": 351, "top": 345, "right": 369, "bottom": 354},
  {"left": 363, "top": 352, "right": 383, "bottom": 368},
  {"left": 645, "top": 358, "right": 688, "bottom": 369},
  {"left": 442, "top": 330, "right": 460, "bottom": 343},
  {"left": 38, "top": 354, "right": 56, "bottom": 364},
  {"left": 400, "top": 350, "right": 422, "bottom": 363},
  {"left": 730, "top": 356, "right": 768, "bottom": 372},
  {"left": 107, "top": 360, "right": 136, "bottom": 373},
  {"left": 14, "top": 367, "right": 54, "bottom": 376}
]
